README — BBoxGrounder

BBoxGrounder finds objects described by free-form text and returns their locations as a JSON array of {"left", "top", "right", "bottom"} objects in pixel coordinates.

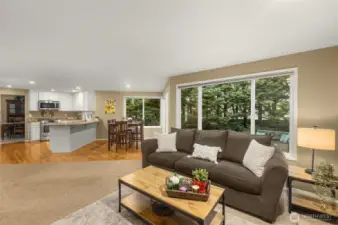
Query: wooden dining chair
[
  {"left": 130, "top": 121, "right": 144, "bottom": 149},
  {"left": 108, "top": 119, "right": 117, "bottom": 151},
  {"left": 116, "top": 121, "right": 130, "bottom": 150}
]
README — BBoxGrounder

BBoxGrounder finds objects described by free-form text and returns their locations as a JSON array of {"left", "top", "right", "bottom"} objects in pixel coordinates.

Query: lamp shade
[{"left": 297, "top": 128, "right": 336, "bottom": 151}]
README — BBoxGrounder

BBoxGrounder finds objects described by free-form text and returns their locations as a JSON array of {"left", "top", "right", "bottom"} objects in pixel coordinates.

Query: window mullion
[
  {"left": 198, "top": 86, "right": 203, "bottom": 130},
  {"left": 250, "top": 80, "right": 256, "bottom": 135},
  {"left": 176, "top": 88, "right": 181, "bottom": 128},
  {"left": 142, "top": 98, "right": 145, "bottom": 122}
]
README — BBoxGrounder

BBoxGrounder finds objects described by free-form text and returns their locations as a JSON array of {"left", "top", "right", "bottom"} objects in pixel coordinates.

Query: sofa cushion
[
  {"left": 243, "top": 140, "right": 275, "bottom": 177},
  {"left": 174, "top": 157, "right": 217, "bottom": 176},
  {"left": 171, "top": 128, "right": 196, "bottom": 154},
  {"left": 210, "top": 161, "right": 261, "bottom": 195},
  {"left": 155, "top": 132, "right": 177, "bottom": 152},
  {"left": 148, "top": 152, "right": 187, "bottom": 169},
  {"left": 194, "top": 130, "right": 228, "bottom": 158},
  {"left": 222, "top": 131, "right": 272, "bottom": 163}
]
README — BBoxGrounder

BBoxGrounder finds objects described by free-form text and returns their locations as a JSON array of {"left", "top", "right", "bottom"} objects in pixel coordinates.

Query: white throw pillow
[
  {"left": 190, "top": 143, "right": 222, "bottom": 164},
  {"left": 243, "top": 139, "right": 275, "bottom": 177},
  {"left": 155, "top": 132, "right": 177, "bottom": 152}
]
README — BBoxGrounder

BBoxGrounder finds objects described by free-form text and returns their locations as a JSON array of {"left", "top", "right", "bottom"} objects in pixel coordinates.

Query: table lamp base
[{"left": 305, "top": 168, "right": 314, "bottom": 175}]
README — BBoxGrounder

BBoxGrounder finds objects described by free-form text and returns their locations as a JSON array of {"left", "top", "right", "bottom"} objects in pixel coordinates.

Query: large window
[
  {"left": 144, "top": 99, "right": 161, "bottom": 126},
  {"left": 202, "top": 81, "right": 251, "bottom": 132},
  {"left": 181, "top": 87, "right": 198, "bottom": 129},
  {"left": 126, "top": 98, "right": 143, "bottom": 121},
  {"left": 178, "top": 69, "right": 297, "bottom": 158},
  {"left": 125, "top": 97, "right": 161, "bottom": 126},
  {"left": 255, "top": 76, "right": 290, "bottom": 152}
]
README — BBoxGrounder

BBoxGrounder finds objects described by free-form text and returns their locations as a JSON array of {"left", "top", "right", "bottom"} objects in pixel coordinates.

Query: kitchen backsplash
[{"left": 28, "top": 111, "right": 79, "bottom": 121}]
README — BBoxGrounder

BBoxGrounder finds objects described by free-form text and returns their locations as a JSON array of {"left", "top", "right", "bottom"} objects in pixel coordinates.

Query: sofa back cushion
[
  {"left": 222, "top": 131, "right": 272, "bottom": 163},
  {"left": 171, "top": 128, "right": 196, "bottom": 154},
  {"left": 194, "top": 130, "right": 228, "bottom": 158}
]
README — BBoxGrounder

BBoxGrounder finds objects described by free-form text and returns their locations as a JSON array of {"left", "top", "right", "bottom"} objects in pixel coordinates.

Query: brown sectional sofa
[{"left": 141, "top": 128, "right": 288, "bottom": 222}]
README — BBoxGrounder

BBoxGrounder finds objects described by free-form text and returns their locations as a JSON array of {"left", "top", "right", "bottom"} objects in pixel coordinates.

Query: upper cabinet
[
  {"left": 83, "top": 91, "right": 95, "bottom": 111},
  {"left": 59, "top": 93, "right": 73, "bottom": 111},
  {"left": 28, "top": 90, "right": 95, "bottom": 112},
  {"left": 28, "top": 90, "right": 39, "bottom": 111},
  {"left": 72, "top": 91, "right": 95, "bottom": 111},
  {"left": 72, "top": 91, "right": 84, "bottom": 111},
  {"left": 39, "top": 92, "right": 59, "bottom": 101}
]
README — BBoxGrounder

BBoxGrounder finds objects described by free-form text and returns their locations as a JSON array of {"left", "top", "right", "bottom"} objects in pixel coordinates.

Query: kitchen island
[{"left": 49, "top": 120, "right": 99, "bottom": 152}]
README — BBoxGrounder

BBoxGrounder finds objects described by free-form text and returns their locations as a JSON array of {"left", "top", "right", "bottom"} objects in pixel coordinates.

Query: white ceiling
[{"left": 1, "top": 0, "right": 338, "bottom": 92}]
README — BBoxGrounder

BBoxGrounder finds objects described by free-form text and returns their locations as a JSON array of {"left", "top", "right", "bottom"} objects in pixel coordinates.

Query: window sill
[
  {"left": 284, "top": 152, "right": 297, "bottom": 161},
  {"left": 144, "top": 126, "right": 162, "bottom": 129}
]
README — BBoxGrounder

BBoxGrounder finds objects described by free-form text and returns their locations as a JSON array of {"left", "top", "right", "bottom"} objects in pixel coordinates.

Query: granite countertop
[
  {"left": 0, "top": 122, "right": 26, "bottom": 125},
  {"left": 48, "top": 120, "right": 99, "bottom": 126},
  {"left": 27, "top": 117, "right": 77, "bottom": 122}
]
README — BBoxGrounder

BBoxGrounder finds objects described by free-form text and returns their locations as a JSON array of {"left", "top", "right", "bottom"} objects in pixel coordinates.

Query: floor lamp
[{"left": 297, "top": 127, "right": 336, "bottom": 174}]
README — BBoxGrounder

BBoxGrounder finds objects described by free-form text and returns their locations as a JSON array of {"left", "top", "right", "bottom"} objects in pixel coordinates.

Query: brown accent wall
[
  {"left": 168, "top": 46, "right": 338, "bottom": 168},
  {"left": 95, "top": 91, "right": 162, "bottom": 139}
]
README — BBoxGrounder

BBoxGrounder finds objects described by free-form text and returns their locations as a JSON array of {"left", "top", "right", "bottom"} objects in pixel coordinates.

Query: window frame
[
  {"left": 123, "top": 96, "right": 163, "bottom": 128},
  {"left": 176, "top": 68, "right": 298, "bottom": 160}
]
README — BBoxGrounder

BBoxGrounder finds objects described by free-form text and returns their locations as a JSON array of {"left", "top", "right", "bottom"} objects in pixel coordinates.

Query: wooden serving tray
[{"left": 165, "top": 177, "right": 211, "bottom": 202}]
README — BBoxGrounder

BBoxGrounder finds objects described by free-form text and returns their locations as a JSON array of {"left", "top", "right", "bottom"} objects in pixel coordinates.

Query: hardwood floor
[{"left": 0, "top": 140, "right": 142, "bottom": 164}]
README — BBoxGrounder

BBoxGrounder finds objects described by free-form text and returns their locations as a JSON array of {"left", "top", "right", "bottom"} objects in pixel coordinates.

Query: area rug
[{"left": 52, "top": 186, "right": 255, "bottom": 225}]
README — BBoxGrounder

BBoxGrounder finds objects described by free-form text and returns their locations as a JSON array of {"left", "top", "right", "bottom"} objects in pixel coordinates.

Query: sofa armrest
[
  {"left": 260, "top": 149, "right": 288, "bottom": 221},
  {"left": 141, "top": 139, "right": 158, "bottom": 168}
]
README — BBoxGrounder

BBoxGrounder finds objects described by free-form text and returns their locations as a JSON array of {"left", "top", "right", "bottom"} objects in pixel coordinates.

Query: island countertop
[
  {"left": 49, "top": 121, "right": 98, "bottom": 152},
  {"left": 48, "top": 120, "right": 99, "bottom": 126}
]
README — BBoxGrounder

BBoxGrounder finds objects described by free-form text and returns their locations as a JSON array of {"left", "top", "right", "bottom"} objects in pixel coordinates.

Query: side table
[{"left": 288, "top": 165, "right": 338, "bottom": 219}]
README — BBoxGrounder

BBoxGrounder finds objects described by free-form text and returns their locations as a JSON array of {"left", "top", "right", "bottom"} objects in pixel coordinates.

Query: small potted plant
[
  {"left": 312, "top": 162, "right": 337, "bottom": 210},
  {"left": 167, "top": 173, "right": 182, "bottom": 190},
  {"left": 192, "top": 168, "right": 209, "bottom": 193}
]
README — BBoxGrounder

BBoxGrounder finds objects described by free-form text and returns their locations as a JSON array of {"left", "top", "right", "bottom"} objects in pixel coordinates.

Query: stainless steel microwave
[{"left": 38, "top": 100, "right": 60, "bottom": 111}]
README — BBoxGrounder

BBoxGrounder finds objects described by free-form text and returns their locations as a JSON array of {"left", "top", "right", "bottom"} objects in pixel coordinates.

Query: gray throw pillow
[
  {"left": 194, "top": 130, "right": 228, "bottom": 158},
  {"left": 171, "top": 128, "right": 196, "bottom": 154},
  {"left": 222, "top": 131, "right": 272, "bottom": 163}
]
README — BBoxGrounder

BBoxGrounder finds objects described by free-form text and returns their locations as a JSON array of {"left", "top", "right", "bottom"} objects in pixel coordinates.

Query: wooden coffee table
[{"left": 118, "top": 166, "right": 225, "bottom": 225}]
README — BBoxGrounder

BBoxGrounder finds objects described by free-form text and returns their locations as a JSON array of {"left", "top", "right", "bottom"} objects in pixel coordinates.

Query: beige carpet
[
  {"left": 52, "top": 187, "right": 256, "bottom": 225},
  {"left": 0, "top": 160, "right": 334, "bottom": 225},
  {"left": 0, "top": 160, "right": 142, "bottom": 225}
]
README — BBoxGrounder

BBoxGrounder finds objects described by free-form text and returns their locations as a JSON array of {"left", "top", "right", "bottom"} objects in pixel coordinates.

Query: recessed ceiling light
[
  {"left": 125, "top": 84, "right": 131, "bottom": 89},
  {"left": 6, "top": 84, "right": 12, "bottom": 88},
  {"left": 29, "top": 81, "right": 35, "bottom": 84},
  {"left": 51, "top": 89, "right": 55, "bottom": 92},
  {"left": 75, "top": 86, "right": 81, "bottom": 90}
]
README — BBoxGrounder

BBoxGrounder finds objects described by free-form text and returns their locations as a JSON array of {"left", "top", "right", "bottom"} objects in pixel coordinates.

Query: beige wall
[
  {"left": 0, "top": 88, "right": 29, "bottom": 138},
  {"left": 95, "top": 91, "right": 162, "bottom": 139},
  {"left": 1, "top": 95, "right": 17, "bottom": 122},
  {"left": 168, "top": 46, "right": 338, "bottom": 169}
]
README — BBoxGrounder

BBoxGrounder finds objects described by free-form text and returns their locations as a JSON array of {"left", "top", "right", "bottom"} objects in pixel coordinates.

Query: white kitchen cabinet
[
  {"left": 28, "top": 90, "right": 39, "bottom": 111},
  {"left": 59, "top": 93, "right": 73, "bottom": 111},
  {"left": 71, "top": 91, "right": 95, "bottom": 111},
  {"left": 28, "top": 90, "right": 95, "bottom": 112},
  {"left": 83, "top": 91, "right": 95, "bottom": 111},
  {"left": 39, "top": 92, "right": 59, "bottom": 101},
  {"left": 30, "top": 122, "right": 40, "bottom": 141},
  {"left": 72, "top": 92, "right": 84, "bottom": 111}
]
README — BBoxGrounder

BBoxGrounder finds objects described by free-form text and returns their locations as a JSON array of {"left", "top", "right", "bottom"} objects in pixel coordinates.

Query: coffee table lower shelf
[{"left": 121, "top": 193, "right": 224, "bottom": 225}]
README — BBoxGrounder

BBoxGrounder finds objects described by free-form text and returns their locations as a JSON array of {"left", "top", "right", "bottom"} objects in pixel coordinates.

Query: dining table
[
  {"left": 108, "top": 120, "right": 144, "bottom": 150},
  {"left": 0, "top": 122, "right": 26, "bottom": 140}
]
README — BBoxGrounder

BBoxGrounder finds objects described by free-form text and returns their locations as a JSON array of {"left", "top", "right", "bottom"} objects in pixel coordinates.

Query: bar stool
[
  {"left": 116, "top": 121, "right": 130, "bottom": 150},
  {"left": 108, "top": 119, "right": 117, "bottom": 151},
  {"left": 130, "top": 121, "right": 144, "bottom": 149}
]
